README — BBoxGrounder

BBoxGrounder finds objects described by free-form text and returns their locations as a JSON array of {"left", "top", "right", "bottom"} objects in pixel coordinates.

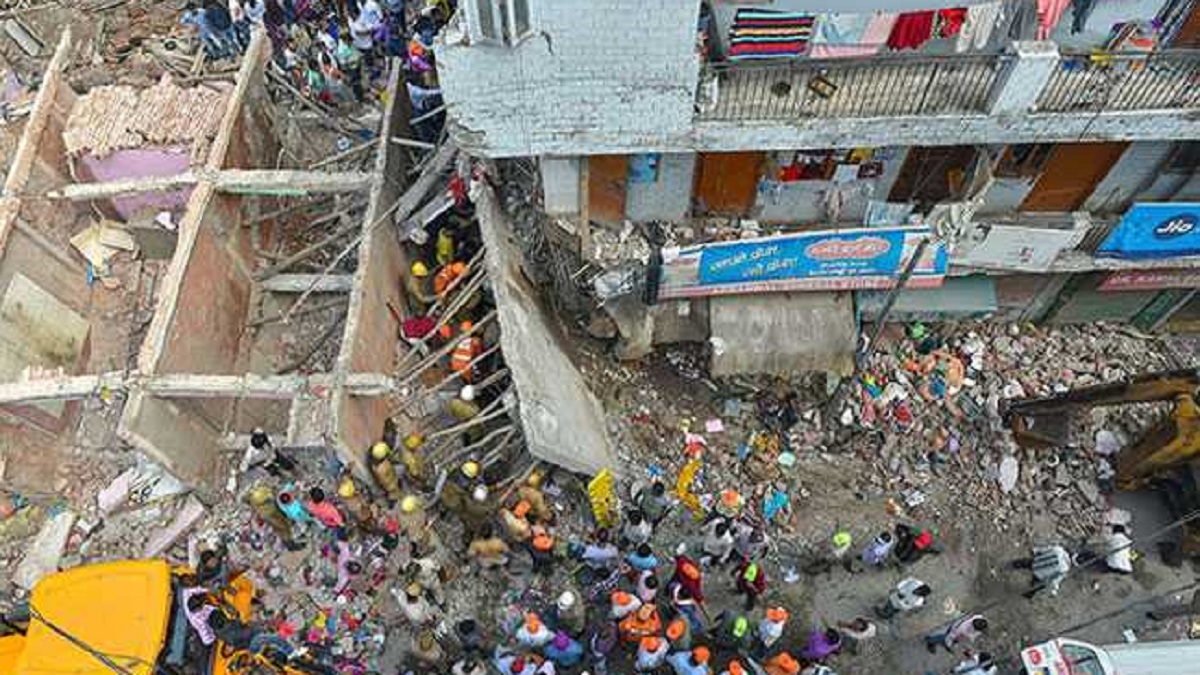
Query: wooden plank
[
  {"left": 259, "top": 274, "right": 355, "bottom": 293},
  {"left": 586, "top": 154, "right": 628, "bottom": 225},
  {"left": 1020, "top": 142, "right": 1129, "bottom": 212},
  {"left": 694, "top": 152, "right": 763, "bottom": 216}
]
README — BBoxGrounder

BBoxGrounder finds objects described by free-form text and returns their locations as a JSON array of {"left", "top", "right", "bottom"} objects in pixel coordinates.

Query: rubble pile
[{"left": 581, "top": 320, "right": 1180, "bottom": 556}]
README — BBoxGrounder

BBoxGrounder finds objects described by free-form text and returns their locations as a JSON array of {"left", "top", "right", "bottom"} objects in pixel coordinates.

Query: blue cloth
[
  {"left": 626, "top": 551, "right": 659, "bottom": 572},
  {"left": 544, "top": 638, "right": 584, "bottom": 667},
  {"left": 667, "top": 651, "right": 710, "bottom": 674}
]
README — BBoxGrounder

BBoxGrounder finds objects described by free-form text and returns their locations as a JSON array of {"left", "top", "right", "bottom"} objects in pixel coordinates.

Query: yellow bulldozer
[
  {"left": 0, "top": 560, "right": 324, "bottom": 675},
  {"left": 1004, "top": 367, "right": 1200, "bottom": 554}
]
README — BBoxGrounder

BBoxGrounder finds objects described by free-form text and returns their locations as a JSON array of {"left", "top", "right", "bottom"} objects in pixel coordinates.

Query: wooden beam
[{"left": 259, "top": 274, "right": 355, "bottom": 293}]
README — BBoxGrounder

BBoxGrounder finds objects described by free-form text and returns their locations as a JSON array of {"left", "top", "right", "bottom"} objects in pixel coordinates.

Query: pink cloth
[
  {"left": 1036, "top": 0, "right": 1070, "bottom": 39},
  {"left": 811, "top": 12, "right": 897, "bottom": 58},
  {"left": 305, "top": 500, "right": 345, "bottom": 528},
  {"left": 182, "top": 587, "right": 216, "bottom": 645}
]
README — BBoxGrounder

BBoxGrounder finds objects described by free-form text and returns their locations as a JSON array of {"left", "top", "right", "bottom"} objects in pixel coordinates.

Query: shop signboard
[
  {"left": 1099, "top": 269, "right": 1200, "bottom": 291},
  {"left": 1097, "top": 203, "right": 1200, "bottom": 259},
  {"left": 656, "top": 225, "right": 946, "bottom": 300}
]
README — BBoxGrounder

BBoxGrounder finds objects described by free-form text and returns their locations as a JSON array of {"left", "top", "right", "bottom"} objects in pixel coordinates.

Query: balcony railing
[
  {"left": 1035, "top": 50, "right": 1200, "bottom": 113},
  {"left": 696, "top": 53, "right": 1011, "bottom": 121}
]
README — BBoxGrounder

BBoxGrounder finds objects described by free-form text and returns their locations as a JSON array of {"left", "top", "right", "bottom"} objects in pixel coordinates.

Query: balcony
[
  {"left": 1036, "top": 50, "right": 1200, "bottom": 113},
  {"left": 697, "top": 53, "right": 1010, "bottom": 121}
]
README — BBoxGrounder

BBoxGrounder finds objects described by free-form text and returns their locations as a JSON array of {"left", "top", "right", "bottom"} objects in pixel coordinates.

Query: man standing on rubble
[{"left": 405, "top": 260, "right": 437, "bottom": 313}]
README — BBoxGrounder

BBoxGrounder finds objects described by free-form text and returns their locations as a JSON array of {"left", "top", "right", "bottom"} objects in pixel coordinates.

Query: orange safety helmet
[
  {"left": 639, "top": 636, "right": 662, "bottom": 652},
  {"left": 524, "top": 613, "right": 542, "bottom": 633},
  {"left": 666, "top": 618, "right": 686, "bottom": 640},
  {"left": 766, "top": 607, "right": 789, "bottom": 623},
  {"left": 612, "top": 591, "right": 635, "bottom": 607},
  {"left": 460, "top": 320, "right": 473, "bottom": 333},
  {"left": 680, "top": 561, "right": 700, "bottom": 580},
  {"left": 691, "top": 646, "right": 710, "bottom": 664},
  {"left": 512, "top": 500, "right": 532, "bottom": 519},
  {"left": 727, "top": 660, "right": 746, "bottom": 675},
  {"left": 768, "top": 653, "right": 800, "bottom": 674}
]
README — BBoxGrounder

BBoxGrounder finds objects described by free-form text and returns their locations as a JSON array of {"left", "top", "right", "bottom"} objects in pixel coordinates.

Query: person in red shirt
[
  {"left": 733, "top": 560, "right": 767, "bottom": 611},
  {"left": 305, "top": 487, "right": 345, "bottom": 530}
]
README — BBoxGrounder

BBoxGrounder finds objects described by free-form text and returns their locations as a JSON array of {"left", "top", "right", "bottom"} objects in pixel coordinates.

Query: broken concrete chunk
[
  {"left": 14, "top": 510, "right": 78, "bottom": 590},
  {"left": 999, "top": 455, "right": 1019, "bottom": 493},
  {"left": 143, "top": 496, "right": 206, "bottom": 558}
]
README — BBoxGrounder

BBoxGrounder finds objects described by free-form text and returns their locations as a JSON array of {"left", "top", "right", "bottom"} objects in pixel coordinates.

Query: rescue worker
[
  {"left": 667, "top": 646, "right": 711, "bottom": 675},
  {"left": 435, "top": 228, "right": 456, "bottom": 266},
  {"left": 398, "top": 494, "right": 432, "bottom": 549},
  {"left": 554, "top": 590, "right": 587, "bottom": 637},
  {"left": 468, "top": 524, "right": 510, "bottom": 570},
  {"left": 449, "top": 321, "right": 483, "bottom": 382},
  {"left": 247, "top": 485, "right": 299, "bottom": 547},
  {"left": 406, "top": 549, "right": 446, "bottom": 606},
  {"left": 714, "top": 489, "right": 744, "bottom": 519},
  {"left": 405, "top": 260, "right": 437, "bottom": 313},
  {"left": 400, "top": 433, "right": 431, "bottom": 488},
  {"left": 500, "top": 499, "right": 534, "bottom": 542},
  {"left": 515, "top": 613, "right": 553, "bottom": 650},
  {"left": 461, "top": 484, "right": 494, "bottom": 546},
  {"left": 515, "top": 471, "right": 553, "bottom": 524},
  {"left": 635, "top": 636, "right": 669, "bottom": 672},
  {"left": 434, "top": 260, "right": 467, "bottom": 296},
  {"left": 442, "top": 460, "right": 481, "bottom": 514},
  {"left": 1011, "top": 543, "right": 1072, "bottom": 598},
  {"left": 619, "top": 603, "right": 662, "bottom": 644},
  {"left": 733, "top": 560, "right": 767, "bottom": 610},
  {"left": 411, "top": 629, "right": 444, "bottom": 669},
  {"left": 336, "top": 476, "right": 376, "bottom": 532},
  {"left": 720, "top": 660, "right": 748, "bottom": 675},
  {"left": 446, "top": 386, "right": 484, "bottom": 443},
  {"left": 369, "top": 441, "right": 403, "bottom": 501}
]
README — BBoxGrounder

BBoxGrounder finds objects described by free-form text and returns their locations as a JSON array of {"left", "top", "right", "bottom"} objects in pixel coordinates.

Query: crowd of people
[{"left": 180, "top": 0, "right": 449, "bottom": 134}]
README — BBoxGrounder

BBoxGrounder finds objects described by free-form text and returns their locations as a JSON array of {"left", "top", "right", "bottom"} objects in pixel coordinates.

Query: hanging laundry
[
  {"left": 728, "top": 9, "right": 816, "bottom": 60},
  {"left": 1005, "top": 0, "right": 1040, "bottom": 40},
  {"left": 956, "top": 1, "right": 1001, "bottom": 52},
  {"left": 1070, "top": 0, "right": 1099, "bottom": 33},
  {"left": 936, "top": 8, "right": 969, "bottom": 38},
  {"left": 810, "top": 12, "right": 898, "bottom": 58},
  {"left": 1036, "top": 0, "right": 1071, "bottom": 39},
  {"left": 887, "top": 11, "right": 936, "bottom": 50}
]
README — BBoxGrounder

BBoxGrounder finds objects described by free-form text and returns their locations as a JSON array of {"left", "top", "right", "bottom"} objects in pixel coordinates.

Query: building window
[{"left": 467, "top": 0, "right": 533, "bottom": 45}]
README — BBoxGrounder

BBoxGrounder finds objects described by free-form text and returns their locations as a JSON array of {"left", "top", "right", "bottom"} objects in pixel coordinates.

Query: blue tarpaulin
[{"left": 1097, "top": 203, "right": 1200, "bottom": 259}]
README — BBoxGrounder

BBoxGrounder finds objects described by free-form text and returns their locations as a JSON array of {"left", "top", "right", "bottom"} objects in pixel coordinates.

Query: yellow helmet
[
  {"left": 401, "top": 495, "right": 421, "bottom": 513},
  {"left": 527, "top": 471, "right": 544, "bottom": 489},
  {"left": 337, "top": 478, "right": 356, "bottom": 499},
  {"left": 247, "top": 485, "right": 273, "bottom": 505},
  {"left": 461, "top": 461, "right": 480, "bottom": 479},
  {"left": 371, "top": 442, "right": 391, "bottom": 460},
  {"left": 403, "top": 433, "right": 425, "bottom": 450},
  {"left": 411, "top": 261, "right": 430, "bottom": 277}
]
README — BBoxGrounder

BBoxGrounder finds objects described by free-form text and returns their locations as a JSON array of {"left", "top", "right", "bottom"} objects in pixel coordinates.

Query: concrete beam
[
  {"left": 259, "top": 274, "right": 355, "bottom": 293},
  {"left": 988, "top": 41, "right": 1059, "bottom": 115},
  {"left": 0, "top": 372, "right": 397, "bottom": 404},
  {"left": 213, "top": 169, "right": 374, "bottom": 195},
  {"left": 49, "top": 169, "right": 374, "bottom": 201},
  {"left": 950, "top": 252, "right": 1200, "bottom": 277}
]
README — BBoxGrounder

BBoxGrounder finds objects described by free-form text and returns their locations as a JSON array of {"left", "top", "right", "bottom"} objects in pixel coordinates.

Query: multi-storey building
[{"left": 433, "top": 0, "right": 1200, "bottom": 370}]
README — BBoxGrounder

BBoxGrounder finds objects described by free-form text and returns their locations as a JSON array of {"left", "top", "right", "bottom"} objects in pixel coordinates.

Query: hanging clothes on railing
[
  {"left": 956, "top": 1, "right": 1002, "bottom": 52},
  {"left": 810, "top": 12, "right": 897, "bottom": 58},
  {"left": 728, "top": 8, "right": 816, "bottom": 60},
  {"left": 1070, "top": 0, "right": 1100, "bottom": 33},
  {"left": 887, "top": 11, "right": 936, "bottom": 49},
  {"left": 936, "top": 8, "right": 969, "bottom": 38},
  {"left": 1036, "top": 0, "right": 1071, "bottom": 39},
  {"left": 1005, "top": 0, "right": 1040, "bottom": 40}
]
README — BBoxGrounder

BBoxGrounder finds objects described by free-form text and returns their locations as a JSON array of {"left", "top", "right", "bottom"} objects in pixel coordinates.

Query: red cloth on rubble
[{"left": 887, "top": 11, "right": 935, "bottom": 50}]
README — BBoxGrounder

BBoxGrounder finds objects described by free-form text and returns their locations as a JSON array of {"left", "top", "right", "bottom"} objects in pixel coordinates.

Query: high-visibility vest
[{"left": 450, "top": 336, "right": 480, "bottom": 372}]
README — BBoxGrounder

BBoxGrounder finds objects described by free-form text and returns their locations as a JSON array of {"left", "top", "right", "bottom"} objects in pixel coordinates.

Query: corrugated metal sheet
[{"left": 709, "top": 292, "right": 855, "bottom": 377}]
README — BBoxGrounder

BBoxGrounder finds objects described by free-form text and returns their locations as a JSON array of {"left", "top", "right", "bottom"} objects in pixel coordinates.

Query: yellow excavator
[
  {"left": 0, "top": 560, "right": 321, "bottom": 675},
  {"left": 1003, "top": 367, "right": 1200, "bottom": 553}
]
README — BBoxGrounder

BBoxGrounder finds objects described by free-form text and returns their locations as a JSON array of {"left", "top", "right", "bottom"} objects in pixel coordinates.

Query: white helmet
[
  {"left": 557, "top": 591, "right": 576, "bottom": 611},
  {"left": 460, "top": 385, "right": 477, "bottom": 401},
  {"left": 472, "top": 485, "right": 489, "bottom": 502}
]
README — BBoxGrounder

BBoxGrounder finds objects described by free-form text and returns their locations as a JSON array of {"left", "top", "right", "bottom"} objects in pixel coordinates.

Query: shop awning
[{"left": 857, "top": 275, "right": 998, "bottom": 322}]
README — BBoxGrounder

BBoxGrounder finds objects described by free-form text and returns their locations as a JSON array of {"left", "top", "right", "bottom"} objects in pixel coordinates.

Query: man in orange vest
[
  {"left": 434, "top": 261, "right": 468, "bottom": 296},
  {"left": 449, "top": 321, "right": 482, "bottom": 382},
  {"left": 619, "top": 603, "right": 662, "bottom": 644}
]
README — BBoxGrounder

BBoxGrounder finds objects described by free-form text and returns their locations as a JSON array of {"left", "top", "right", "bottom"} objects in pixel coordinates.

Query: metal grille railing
[
  {"left": 696, "top": 54, "right": 1010, "bottom": 121},
  {"left": 1035, "top": 50, "right": 1200, "bottom": 113}
]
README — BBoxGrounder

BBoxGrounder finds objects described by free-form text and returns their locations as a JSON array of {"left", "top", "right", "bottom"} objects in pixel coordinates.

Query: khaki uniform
[
  {"left": 515, "top": 485, "right": 552, "bottom": 523},
  {"left": 371, "top": 458, "right": 403, "bottom": 500}
]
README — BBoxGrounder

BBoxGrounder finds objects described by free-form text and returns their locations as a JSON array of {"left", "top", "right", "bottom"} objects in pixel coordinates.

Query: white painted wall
[
  {"left": 540, "top": 157, "right": 581, "bottom": 215},
  {"left": 437, "top": 0, "right": 702, "bottom": 158},
  {"left": 626, "top": 153, "right": 696, "bottom": 222}
]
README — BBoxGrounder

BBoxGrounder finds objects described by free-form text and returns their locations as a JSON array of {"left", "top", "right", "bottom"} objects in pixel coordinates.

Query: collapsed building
[{"left": 0, "top": 30, "right": 615, "bottom": 511}]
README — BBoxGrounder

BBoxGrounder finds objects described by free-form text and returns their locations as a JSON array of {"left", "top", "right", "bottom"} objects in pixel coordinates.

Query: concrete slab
[
  {"left": 475, "top": 184, "right": 618, "bottom": 476},
  {"left": 14, "top": 510, "right": 77, "bottom": 590},
  {"left": 143, "top": 496, "right": 206, "bottom": 558},
  {"left": 709, "top": 291, "right": 856, "bottom": 377}
]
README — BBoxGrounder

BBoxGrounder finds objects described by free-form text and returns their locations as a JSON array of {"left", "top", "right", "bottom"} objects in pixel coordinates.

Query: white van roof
[{"left": 1106, "top": 639, "right": 1200, "bottom": 675}]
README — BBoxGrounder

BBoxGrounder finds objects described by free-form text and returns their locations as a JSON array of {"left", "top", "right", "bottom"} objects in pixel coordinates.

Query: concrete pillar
[
  {"left": 540, "top": 157, "right": 582, "bottom": 215},
  {"left": 988, "top": 41, "right": 1060, "bottom": 116}
]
